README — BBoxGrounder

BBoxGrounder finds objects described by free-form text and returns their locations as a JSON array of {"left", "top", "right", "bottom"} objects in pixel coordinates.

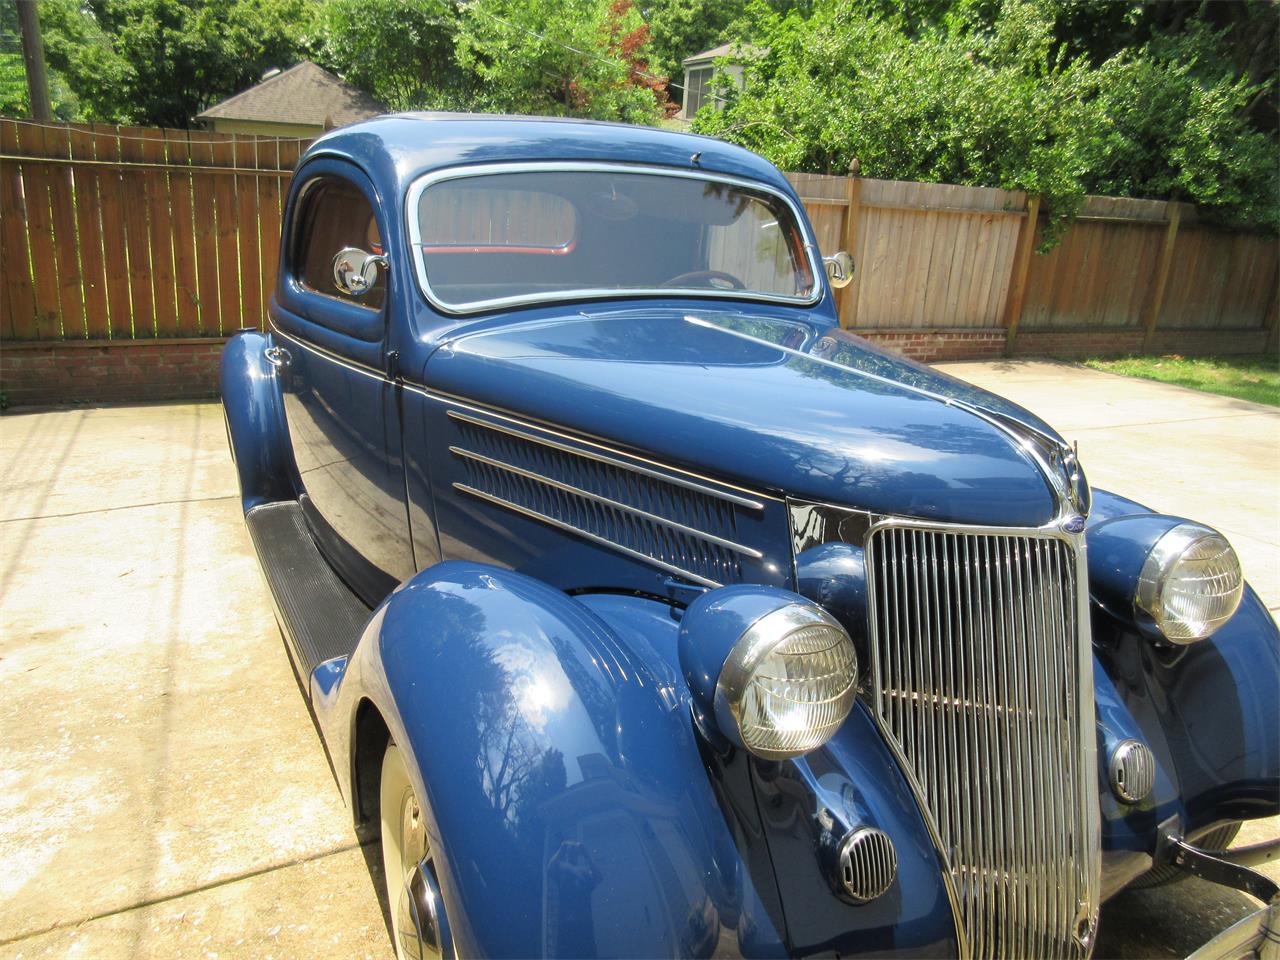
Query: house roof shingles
[
  {"left": 681, "top": 42, "right": 767, "bottom": 66},
  {"left": 197, "top": 61, "right": 386, "bottom": 127}
]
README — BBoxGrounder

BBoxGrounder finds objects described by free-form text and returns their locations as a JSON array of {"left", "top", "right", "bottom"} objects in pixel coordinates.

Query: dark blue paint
[
  {"left": 750, "top": 707, "right": 960, "bottom": 957},
  {"left": 218, "top": 115, "right": 1280, "bottom": 956},
  {"left": 1093, "top": 585, "right": 1280, "bottom": 830},
  {"left": 323, "top": 562, "right": 788, "bottom": 958},
  {"left": 1085, "top": 513, "right": 1187, "bottom": 625},
  {"left": 427, "top": 310, "right": 1058, "bottom": 527},
  {"left": 795, "top": 541, "right": 870, "bottom": 662},
  {"left": 218, "top": 330, "right": 299, "bottom": 510}
]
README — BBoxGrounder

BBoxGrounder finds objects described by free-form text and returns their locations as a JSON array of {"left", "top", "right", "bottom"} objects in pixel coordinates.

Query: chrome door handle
[{"left": 264, "top": 345, "right": 292, "bottom": 368}]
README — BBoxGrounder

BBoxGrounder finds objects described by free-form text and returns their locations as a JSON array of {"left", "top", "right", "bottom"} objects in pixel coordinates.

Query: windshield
[{"left": 410, "top": 166, "right": 818, "bottom": 312}]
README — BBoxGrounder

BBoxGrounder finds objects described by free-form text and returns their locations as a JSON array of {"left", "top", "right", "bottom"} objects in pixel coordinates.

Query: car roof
[{"left": 299, "top": 112, "right": 795, "bottom": 197}]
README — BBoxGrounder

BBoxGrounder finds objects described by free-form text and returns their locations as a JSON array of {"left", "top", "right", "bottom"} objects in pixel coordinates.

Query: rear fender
[
  {"left": 327, "top": 562, "right": 787, "bottom": 959},
  {"left": 219, "top": 330, "right": 299, "bottom": 511}
]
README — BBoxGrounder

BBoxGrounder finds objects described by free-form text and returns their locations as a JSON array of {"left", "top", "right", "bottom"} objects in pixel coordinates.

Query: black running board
[{"left": 245, "top": 500, "right": 371, "bottom": 690}]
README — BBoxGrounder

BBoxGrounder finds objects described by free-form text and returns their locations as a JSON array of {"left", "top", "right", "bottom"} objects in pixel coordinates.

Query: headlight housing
[
  {"left": 679, "top": 586, "right": 858, "bottom": 760},
  {"left": 1135, "top": 522, "right": 1244, "bottom": 643}
]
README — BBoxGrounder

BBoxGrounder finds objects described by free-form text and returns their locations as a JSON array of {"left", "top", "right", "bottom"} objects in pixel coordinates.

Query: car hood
[{"left": 425, "top": 310, "right": 1065, "bottom": 527}]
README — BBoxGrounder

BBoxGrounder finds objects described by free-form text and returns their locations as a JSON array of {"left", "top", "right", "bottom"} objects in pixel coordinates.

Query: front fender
[
  {"left": 332, "top": 562, "right": 786, "bottom": 959},
  {"left": 1086, "top": 488, "right": 1280, "bottom": 888},
  {"left": 218, "top": 329, "right": 298, "bottom": 511}
]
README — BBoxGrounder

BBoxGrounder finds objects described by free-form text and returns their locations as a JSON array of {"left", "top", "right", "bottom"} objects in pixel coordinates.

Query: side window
[{"left": 295, "top": 176, "right": 385, "bottom": 311}]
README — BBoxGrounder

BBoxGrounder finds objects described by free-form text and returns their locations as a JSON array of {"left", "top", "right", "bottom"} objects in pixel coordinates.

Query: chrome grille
[
  {"left": 449, "top": 413, "right": 761, "bottom": 586},
  {"left": 867, "top": 524, "right": 1096, "bottom": 960}
]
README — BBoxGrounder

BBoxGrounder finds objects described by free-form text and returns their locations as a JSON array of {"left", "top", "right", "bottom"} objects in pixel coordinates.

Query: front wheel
[{"left": 380, "top": 740, "right": 452, "bottom": 960}]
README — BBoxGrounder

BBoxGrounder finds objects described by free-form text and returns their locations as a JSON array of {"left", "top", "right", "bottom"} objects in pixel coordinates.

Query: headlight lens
[
  {"left": 1135, "top": 523, "right": 1244, "bottom": 643},
  {"left": 715, "top": 604, "right": 858, "bottom": 759}
]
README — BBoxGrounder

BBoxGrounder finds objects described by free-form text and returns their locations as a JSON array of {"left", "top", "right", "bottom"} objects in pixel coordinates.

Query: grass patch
[{"left": 1080, "top": 354, "right": 1280, "bottom": 407}]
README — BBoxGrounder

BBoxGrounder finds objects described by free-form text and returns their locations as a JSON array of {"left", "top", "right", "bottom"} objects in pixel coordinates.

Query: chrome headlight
[
  {"left": 679, "top": 586, "right": 859, "bottom": 760},
  {"left": 1135, "top": 523, "right": 1244, "bottom": 643}
]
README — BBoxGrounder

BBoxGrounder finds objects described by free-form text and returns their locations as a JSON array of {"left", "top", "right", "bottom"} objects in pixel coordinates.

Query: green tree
[
  {"left": 695, "top": 0, "right": 1278, "bottom": 236},
  {"left": 0, "top": 0, "right": 89, "bottom": 119},
  {"left": 313, "top": 0, "right": 472, "bottom": 111},
  {"left": 40, "top": 0, "right": 319, "bottom": 126},
  {"left": 641, "top": 0, "right": 741, "bottom": 90},
  {"left": 455, "top": 0, "right": 672, "bottom": 122}
]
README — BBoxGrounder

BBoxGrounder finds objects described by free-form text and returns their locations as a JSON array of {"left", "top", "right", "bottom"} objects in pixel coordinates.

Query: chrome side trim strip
[
  {"left": 269, "top": 322, "right": 387, "bottom": 382},
  {"left": 446, "top": 409, "right": 766, "bottom": 511},
  {"left": 453, "top": 482, "right": 721, "bottom": 588},
  {"left": 448, "top": 445, "right": 763, "bottom": 558},
  {"left": 266, "top": 321, "right": 777, "bottom": 510}
]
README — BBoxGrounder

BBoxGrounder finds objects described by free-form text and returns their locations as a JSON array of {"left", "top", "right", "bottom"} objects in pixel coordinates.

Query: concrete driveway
[{"left": 1, "top": 359, "right": 1276, "bottom": 959}]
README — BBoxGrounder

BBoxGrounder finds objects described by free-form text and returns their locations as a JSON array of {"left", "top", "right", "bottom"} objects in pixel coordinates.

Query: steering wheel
[{"left": 660, "top": 270, "right": 746, "bottom": 291}]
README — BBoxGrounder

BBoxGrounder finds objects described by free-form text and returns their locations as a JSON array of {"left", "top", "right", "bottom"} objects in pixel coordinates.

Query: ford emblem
[{"left": 1063, "top": 515, "right": 1087, "bottom": 534}]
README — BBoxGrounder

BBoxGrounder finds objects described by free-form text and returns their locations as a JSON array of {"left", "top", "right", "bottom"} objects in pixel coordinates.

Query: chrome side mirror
[
  {"left": 823, "top": 251, "right": 855, "bottom": 289},
  {"left": 333, "top": 246, "right": 388, "bottom": 297}
]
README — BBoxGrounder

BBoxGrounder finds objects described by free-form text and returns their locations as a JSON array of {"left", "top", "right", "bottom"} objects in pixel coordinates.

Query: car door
[{"left": 269, "top": 158, "right": 414, "bottom": 604}]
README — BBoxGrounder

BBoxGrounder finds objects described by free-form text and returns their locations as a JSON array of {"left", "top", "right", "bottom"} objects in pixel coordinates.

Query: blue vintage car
[{"left": 220, "top": 114, "right": 1279, "bottom": 959}]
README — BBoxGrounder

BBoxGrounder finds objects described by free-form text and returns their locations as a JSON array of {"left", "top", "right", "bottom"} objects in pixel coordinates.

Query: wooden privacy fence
[
  {"left": 0, "top": 118, "right": 303, "bottom": 341},
  {"left": 790, "top": 172, "right": 1278, "bottom": 351},
  {"left": 1, "top": 119, "right": 1277, "bottom": 353}
]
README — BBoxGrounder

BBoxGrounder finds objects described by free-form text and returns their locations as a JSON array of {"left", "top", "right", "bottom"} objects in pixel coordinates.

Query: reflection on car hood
[{"left": 428, "top": 310, "right": 1062, "bottom": 527}]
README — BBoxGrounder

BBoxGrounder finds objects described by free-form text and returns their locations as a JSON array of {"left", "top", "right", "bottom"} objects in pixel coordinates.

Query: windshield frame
[{"left": 404, "top": 161, "right": 824, "bottom": 315}]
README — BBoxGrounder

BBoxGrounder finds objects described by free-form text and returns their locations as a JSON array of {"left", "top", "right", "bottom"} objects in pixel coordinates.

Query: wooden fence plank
[
  {"left": 1141, "top": 203, "right": 1180, "bottom": 348},
  {"left": 188, "top": 136, "right": 222, "bottom": 335},
  {"left": 68, "top": 126, "right": 109, "bottom": 338},
  {"left": 164, "top": 129, "right": 201, "bottom": 335},
  {"left": 837, "top": 175, "right": 861, "bottom": 328},
  {"left": 257, "top": 137, "right": 282, "bottom": 327},
  {"left": 14, "top": 122, "right": 63, "bottom": 338},
  {"left": 40, "top": 125, "right": 86, "bottom": 339},
  {"left": 0, "top": 120, "right": 38, "bottom": 339},
  {"left": 93, "top": 125, "right": 134, "bottom": 338},
  {"left": 211, "top": 135, "right": 242, "bottom": 335},
  {"left": 1002, "top": 197, "right": 1040, "bottom": 353},
  {"left": 116, "top": 126, "right": 156, "bottom": 337},
  {"left": 234, "top": 137, "right": 262, "bottom": 332},
  {"left": 139, "top": 128, "right": 179, "bottom": 337}
]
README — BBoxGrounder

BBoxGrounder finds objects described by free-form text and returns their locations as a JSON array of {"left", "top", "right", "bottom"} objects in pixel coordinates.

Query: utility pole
[{"left": 14, "top": 0, "right": 53, "bottom": 121}]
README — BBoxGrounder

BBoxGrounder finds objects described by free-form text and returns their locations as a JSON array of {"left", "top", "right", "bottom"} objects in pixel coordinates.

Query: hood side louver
[{"left": 448, "top": 411, "right": 763, "bottom": 587}]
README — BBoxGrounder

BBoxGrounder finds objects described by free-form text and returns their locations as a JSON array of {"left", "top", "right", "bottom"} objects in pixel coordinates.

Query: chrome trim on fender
[
  {"left": 404, "top": 161, "right": 825, "bottom": 315},
  {"left": 838, "top": 827, "right": 899, "bottom": 904},
  {"left": 1109, "top": 739, "right": 1156, "bottom": 804}
]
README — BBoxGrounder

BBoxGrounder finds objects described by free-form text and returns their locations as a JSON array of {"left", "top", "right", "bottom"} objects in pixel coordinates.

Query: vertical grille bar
[{"left": 868, "top": 524, "right": 1092, "bottom": 960}]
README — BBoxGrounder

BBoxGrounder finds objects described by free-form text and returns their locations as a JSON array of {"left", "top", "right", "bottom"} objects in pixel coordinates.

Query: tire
[
  {"left": 380, "top": 739, "right": 446, "bottom": 960},
  {"left": 1130, "top": 820, "right": 1242, "bottom": 889}
]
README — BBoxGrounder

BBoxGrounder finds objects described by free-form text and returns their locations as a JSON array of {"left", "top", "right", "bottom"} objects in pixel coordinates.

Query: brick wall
[
  {"left": 860, "top": 326, "right": 1272, "bottom": 363},
  {"left": 858, "top": 329, "right": 1008, "bottom": 362},
  {"left": 1, "top": 339, "right": 226, "bottom": 407}
]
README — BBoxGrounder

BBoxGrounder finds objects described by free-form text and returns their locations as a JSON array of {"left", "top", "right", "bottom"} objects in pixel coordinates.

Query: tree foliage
[
  {"left": 455, "top": 0, "right": 672, "bottom": 121},
  {"left": 694, "top": 0, "right": 1278, "bottom": 235},
  {"left": 312, "top": 0, "right": 471, "bottom": 111},
  {"left": 37, "top": 0, "right": 317, "bottom": 126},
  {"left": 641, "top": 0, "right": 742, "bottom": 90},
  {"left": 2, "top": 0, "right": 1274, "bottom": 233}
]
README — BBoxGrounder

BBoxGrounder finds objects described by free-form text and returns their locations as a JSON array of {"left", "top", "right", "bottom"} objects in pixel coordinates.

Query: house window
[{"left": 684, "top": 67, "right": 714, "bottom": 117}]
